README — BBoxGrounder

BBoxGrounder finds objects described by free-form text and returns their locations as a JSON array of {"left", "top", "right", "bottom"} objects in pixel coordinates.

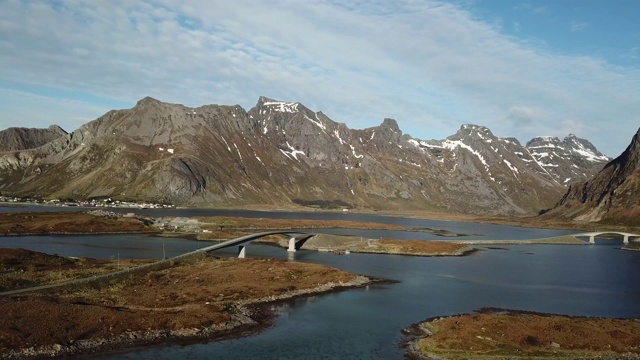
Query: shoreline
[
  {"left": 332, "top": 246, "right": 477, "bottom": 257},
  {"left": 403, "top": 308, "right": 640, "bottom": 360},
  {"left": 1, "top": 273, "right": 379, "bottom": 360},
  {"left": 5, "top": 201, "right": 639, "bottom": 233}
]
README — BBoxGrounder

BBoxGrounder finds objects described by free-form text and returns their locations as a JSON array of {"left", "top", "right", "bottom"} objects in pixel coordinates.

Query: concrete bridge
[
  {"left": 197, "top": 230, "right": 315, "bottom": 258},
  {"left": 0, "top": 231, "right": 316, "bottom": 297},
  {"left": 575, "top": 231, "right": 640, "bottom": 244}
]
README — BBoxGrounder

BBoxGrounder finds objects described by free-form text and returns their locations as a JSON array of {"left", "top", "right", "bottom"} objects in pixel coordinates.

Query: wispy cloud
[
  {"left": 513, "top": 21, "right": 521, "bottom": 33},
  {"left": 0, "top": 0, "right": 639, "bottom": 157},
  {"left": 570, "top": 21, "right": 589, "bottom": 32},
  {"left": 513, "top": 3, "right": 547, "bottom": 15}
]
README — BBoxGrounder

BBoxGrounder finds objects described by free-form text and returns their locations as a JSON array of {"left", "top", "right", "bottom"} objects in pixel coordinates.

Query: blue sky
[{"left": 1, "top": 0, "right": 639, "bottom": 157}]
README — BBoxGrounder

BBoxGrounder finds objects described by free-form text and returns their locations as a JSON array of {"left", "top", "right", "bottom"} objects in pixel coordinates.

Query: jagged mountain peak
[
  {"left": 447, "top": 124, "right": 496, "bottom": 141},
  {"left": 607, "top": 126, "right": 640, "bottom": 170},
  {"left": 379, "top": 118, "right": 400, "bottom": 132},
  {"left": 526, "top": 133, "right": 608, "bottom": 162},
  {"left": 565, "top": 137, "right": 608, "bottom": 163},
  {"left": 546, "top": 126, "right": 640, "bottom": 225},
  {"left": 255, "top": 96, "right": 302, "bottom": 114},
  {"left": 503, "top": 137, "right": 522, "bottom": 147},
  {"left": 0, "top": 96, "right": 613, "bottom": 218},
  {"left": 256, "top": 95, "right": 278, "bottom": 104},
  {"left": 0, "top": 125, "right": 69, "bottom": 152},
  {"left": 47, "top": 125, "right": 67, "bottom": 135},
  {"left": 526, "top": 136, "right": 560, "bottom": 146},
  {"left": 135, "top": 96, "right": 164, "bottom": 106},
  {"left": 461, "top": 124, "right": 491, "bottom": 132},
  {"left": 523, "top": 132, "right": 610, "bottom": 187}
]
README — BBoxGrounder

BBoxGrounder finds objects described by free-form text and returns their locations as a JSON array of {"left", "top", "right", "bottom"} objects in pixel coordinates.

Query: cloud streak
[{"left": 0, "top": 0, "right": 638, "bottom": 157}]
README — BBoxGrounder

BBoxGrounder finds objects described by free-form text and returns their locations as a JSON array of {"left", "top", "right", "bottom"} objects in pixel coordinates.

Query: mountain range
[{"left": 0, "top": 96, "right": 617, "bottom": 217}]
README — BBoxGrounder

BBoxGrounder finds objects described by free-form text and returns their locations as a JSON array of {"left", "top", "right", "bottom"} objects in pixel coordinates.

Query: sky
[{"left": 1, "top": 0, "right": 639, "bottom": 157}]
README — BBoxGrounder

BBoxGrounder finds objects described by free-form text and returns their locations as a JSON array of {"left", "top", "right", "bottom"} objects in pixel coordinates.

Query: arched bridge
[
  {"left": 575, "top": 231, "right": 640, "bottom": 244},
  {"left": 197, "top": 230, "right": 315, "bottom": 258}
]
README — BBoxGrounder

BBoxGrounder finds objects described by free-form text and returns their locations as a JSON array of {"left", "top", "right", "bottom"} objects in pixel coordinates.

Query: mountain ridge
[
  {"left": 545, "top": 127, "right": 640, "bottom": 225},
  {"left": 0, "top": 96, "right": 611, "bottom": 216},
  {"left": 0, "top": 125, "right": 67, "bottom": 152}
]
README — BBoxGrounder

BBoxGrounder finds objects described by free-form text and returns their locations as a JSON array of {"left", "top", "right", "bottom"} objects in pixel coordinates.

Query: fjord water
[
  {"left": 2, "top": 207, "right": 639, "bottom": 359},
  {"left": 81, "top": 242, "right": 638, "bottom": 360},
  {"left": 1, "top": 204, "right": 576, "bottom": 240}
]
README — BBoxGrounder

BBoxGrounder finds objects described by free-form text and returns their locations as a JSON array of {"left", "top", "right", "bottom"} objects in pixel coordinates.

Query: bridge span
[
  {"left": 0, "top": 231, "right": 315, "bottom": 296},
  {"left": 196, "top": 230, "right": 315, "bottom": 258},
  {"left": 574, "top": 231, "right": 640, "bottom": 244}
]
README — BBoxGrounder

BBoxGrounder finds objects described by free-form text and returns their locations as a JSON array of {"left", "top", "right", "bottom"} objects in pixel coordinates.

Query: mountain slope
[
  {"left": 0, "top": 125, "right": 67, "bottom": 152},
  {"left": 545, "top": 127, "right": 640, "bottom": 225},
  {"left": 525, "top": 134, "right": 609, "bottom": 185},
  {"left": 0, "top": 97, "right": 609, "bottom": 216}
]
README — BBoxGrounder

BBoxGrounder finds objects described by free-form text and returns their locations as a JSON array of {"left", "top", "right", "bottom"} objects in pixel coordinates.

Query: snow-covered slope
[{"left": 525, "top": 135, "right": 609, "bottom": 185}]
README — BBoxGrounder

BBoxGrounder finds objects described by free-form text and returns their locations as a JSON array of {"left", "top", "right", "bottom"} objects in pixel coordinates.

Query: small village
[{"left": 0, "top": 196, "right": 174, "bottom": 210}]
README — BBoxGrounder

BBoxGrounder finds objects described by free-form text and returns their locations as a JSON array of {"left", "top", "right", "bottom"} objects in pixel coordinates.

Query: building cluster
[{"left": 0, "top": 196, "right": 173, "bottom": 209}]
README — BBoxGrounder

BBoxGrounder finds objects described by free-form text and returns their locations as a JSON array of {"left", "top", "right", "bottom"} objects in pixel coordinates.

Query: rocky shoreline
[
  {"left": 402, "top": 309, "right": 640, "bottom": 360},
  {"left": 344, "top": 246, "right": 477, "bottom": 257},
  {"left": 1, "top": 275, "right": 374, "bottom": 359}
]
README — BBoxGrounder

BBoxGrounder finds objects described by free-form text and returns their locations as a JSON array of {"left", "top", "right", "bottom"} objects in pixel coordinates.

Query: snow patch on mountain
[
  {"left": 443, "top": 140, "right": 488, "bottom": 168},
  {"left": 280, "top": 142, "right": 305, "bottom": 160},
  {"left": 263, "top": 101, "right": 299, "bottom": 113}
]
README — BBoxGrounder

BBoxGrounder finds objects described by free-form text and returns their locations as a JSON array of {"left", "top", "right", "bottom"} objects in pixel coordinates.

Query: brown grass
[
  {"left": 0, "top": 253, "right": 364, "bottom": 354},
  {"left": 410, "top": 312, "right": 640, "bottom": 359},
  {"left": 0, "top": 248, "right": 151, "bottom": 292},
  {"left": 195, "top": 216, "right": 405, "bottom": 231},
  {"left": 0, "top": 212, "right": 153, "bottom": 235},
  {"left": 365, "top": 239, "right": 471, "bottom": 256}
]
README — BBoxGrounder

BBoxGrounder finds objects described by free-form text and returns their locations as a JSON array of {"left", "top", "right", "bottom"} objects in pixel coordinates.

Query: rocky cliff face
[
  {"left": 0, "top": 97, "right": 610, "bottom": 216},
  {"left": 525, "top": 134, "right": 609, "bottom": 185},
  {"left": 545, "top": 127, "right": 640, "bottom": 225},
  {"left": 0, "top": 125, "right": 67, "bottom": 152}
]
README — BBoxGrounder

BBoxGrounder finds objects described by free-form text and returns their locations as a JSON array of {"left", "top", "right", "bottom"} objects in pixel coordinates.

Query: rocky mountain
[
  {"left": 524, "top": 135, "right": 609, "bottom": 185},
  {"left": 0, "top": 125, "right": 67, "bottom": 152},
  {"left": 545, "top": 127, "right": 640, "bottom": 225},
  {"left": 0, "top": 96, "right": 609, "bottom": 216}
]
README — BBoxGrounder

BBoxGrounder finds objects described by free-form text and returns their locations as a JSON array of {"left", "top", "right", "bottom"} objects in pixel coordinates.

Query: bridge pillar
[
  {"left": 624, "top": 235, "right": 629, "bottom": 244},
  {"left": 287, "top": 237, "right": 297, "bottom": 252},
  {"left": 238, "top": 245, "right": 246, "bottom": 258},
  {"left": 589, "top": 236, "right": 595, "bottom": 244}
]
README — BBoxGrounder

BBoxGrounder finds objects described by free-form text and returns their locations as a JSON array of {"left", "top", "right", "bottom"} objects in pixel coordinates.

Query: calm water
[
  {"left": 0, "top": 204, "right": 575, "bottom": 240},
  {"left": 2, "top": 207, "right": 639, "bottom": 359}
]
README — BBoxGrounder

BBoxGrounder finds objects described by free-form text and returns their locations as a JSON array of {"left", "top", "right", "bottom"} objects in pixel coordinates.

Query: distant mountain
[
  {"left": 524, "top": 134, "right": 609, "bottom": 185},
  {"left": 0, "top": 125, "right": 67, "bottom": 152},
  {"left": 545, "top": 127, "right": 640, "bottom": 225},
  {"left": 0, "top": 96, "right": 609, "bottom": 216}
]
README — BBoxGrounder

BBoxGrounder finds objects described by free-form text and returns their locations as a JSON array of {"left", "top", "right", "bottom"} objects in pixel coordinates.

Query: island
[
  {"left": 404, "top": 309, "right": 640, "bottom": 359},
  {"left": 0, "top": 248, "right": 373, "bottom": 358}
]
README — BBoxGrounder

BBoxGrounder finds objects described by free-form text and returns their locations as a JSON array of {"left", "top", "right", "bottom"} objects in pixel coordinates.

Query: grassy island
[
  {"left": 405, "top": 309, "right": 640, "bottom": 359},
  {"left": 0, "top": 249, "right": 372, "bottom": 359}
]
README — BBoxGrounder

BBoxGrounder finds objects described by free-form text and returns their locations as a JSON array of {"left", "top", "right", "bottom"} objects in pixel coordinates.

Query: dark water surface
[
  {"left": 2, "top": 207, "right": 639, "bottom": 359},
  {"left": 0, "top": 204, "right": 575, "bottom": 240},
  {"left": 94, "top": 242, "right": 640, "bottom": 360}
]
